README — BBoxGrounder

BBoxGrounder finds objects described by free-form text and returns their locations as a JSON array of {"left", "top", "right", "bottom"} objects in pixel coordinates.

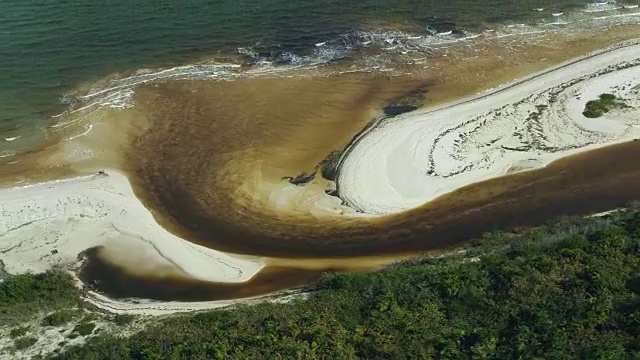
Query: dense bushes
[
  {"left": 582, "top": 93, "right": 627, "bottom": 118},
  {"left": 72, "top": 320, "right": 96, "bottom": 336},
  {"left": 51, "top": 210, "right": 640, "bottom": 359},
  {"left": 42, "top": 310, "right": 79, "bottom": 327},
  {"left": 0, "top": 270, "right": 81, "bottom": 324},
  {"left": 14, "top": 336, "right": 38, "bottom": 350},
  {"left": 112, "top": 314, "right": 135, "bottom": 327}
]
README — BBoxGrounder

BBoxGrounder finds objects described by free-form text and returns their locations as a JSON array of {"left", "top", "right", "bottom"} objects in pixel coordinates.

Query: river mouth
[
  {"left": 76, "top": 139, "right": 640, "bottom": 302},
  {"left": 118, "top": 28, "right": 640, "bottom": 256},
  {"left": 3, "top": 22, "right": 640, "bottom": 305}
]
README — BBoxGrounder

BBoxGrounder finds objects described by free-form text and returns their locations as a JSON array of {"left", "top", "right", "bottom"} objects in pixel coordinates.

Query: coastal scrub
[
  {"left": 52, "top": 209, "right": 640, "bottom": 359},
  {"left": 582, "top": 93, "right": 627, "bottom": 118},
  {"left": 0, "top": 270, "right": 81, "bottom": 325}
]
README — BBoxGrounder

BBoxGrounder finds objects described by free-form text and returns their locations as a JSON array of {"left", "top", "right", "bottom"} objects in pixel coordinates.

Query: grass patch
[
  {"left": 13, "top": 336, "right": 37, "bottom": 350},
  {"left": 0, "top": 270, "right": 81, "bottom": 325},
  {"left": 53, "top": 210, "right": 640, "bottom": 359},
  {"left": 582, "top": 93, "right": 628, "bottom": 118}
]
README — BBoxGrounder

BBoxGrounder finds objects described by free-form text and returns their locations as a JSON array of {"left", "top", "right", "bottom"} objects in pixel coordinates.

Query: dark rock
[
  {"left": 282, "top": 170, "right": 317, "bottom": 185},
  {"left": 383, "top": 105, "right": 418, "bottom": 117}
]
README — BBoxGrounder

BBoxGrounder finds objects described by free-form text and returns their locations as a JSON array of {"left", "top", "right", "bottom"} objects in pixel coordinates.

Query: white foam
[
  {"left": 47, "top": 6, "right": 640, "bottom": 126},
  {"left": 583, "top": 1, "right": 621, "bottom": 13}
]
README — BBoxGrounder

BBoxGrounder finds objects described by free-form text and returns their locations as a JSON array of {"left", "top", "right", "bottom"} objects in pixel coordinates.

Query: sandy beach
[
  {"left": 0, "top": 170, "right": 264, "bottom": 311},
  {"left": 338, "top": 40, "right": 640, "bottom": 215}
]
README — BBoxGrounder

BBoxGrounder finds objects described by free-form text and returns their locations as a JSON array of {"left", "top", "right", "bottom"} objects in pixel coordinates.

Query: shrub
[
  {"left": 72, "top": 321, "right": 96, "bottom": 336},
  {"left": 582, "top": 93, "right": 626, "bottom": 118},
  {"left": 9, "top": 326, "right": 29, "bottom": 338},
  {"left": 599, "top": 93, "right": 616, "bottom": 101},
  {"left": 42, "top": 310, "right": 77, "bottom": 327},
  {"left": 14, "top": 336, "right": 37, "bottom": 350},
  {"left": 582, "top": 105, "right": 603, "bottom": 118},
  {"left": 0, "top": 270, "right": 80, "bottom": 325},
  {"left": 0, "top": 271, "right": 79, "bottom": 306},
  {"left": 113, "top": 314, "right": 135, "bottom": 326}
]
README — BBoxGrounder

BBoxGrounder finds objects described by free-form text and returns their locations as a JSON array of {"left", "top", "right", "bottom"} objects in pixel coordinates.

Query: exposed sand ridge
[
  {"left": 0, "top": 170, "right": 263, "bottom": 283},
  {"left": 338, "top": 39, "right": 640, "bottom": 214}
]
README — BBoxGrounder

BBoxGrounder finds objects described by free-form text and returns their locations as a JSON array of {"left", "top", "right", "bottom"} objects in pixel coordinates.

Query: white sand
[
  {"left": 0, "top": 170, "right": 264, "bottom": 311},
  {"left": 82, "top": 288, "right": 305, "bottom": 316},
  {"left": 338, "top": 40, "right": 640, "bottom": 215}
]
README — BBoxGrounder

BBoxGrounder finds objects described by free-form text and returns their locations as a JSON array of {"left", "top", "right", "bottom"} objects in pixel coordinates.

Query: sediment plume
[{"left": 2, "top": 24, "right": 640, "bottom": 313}]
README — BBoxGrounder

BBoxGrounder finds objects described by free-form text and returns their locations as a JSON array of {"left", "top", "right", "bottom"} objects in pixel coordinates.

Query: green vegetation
[
  {"left": 72, "top": 321, "right": 96, "bottom": 336},
  {"left": 9, "top": 326, "right": 30, "bottom": 339},
  {"left": 14, "top": 336, "right": 38, "bottom": 350},
  {"left": 49, "top": 209, "right": 640, "bottom": 359},
  {"left": 42, "top": 310, "right": 78, "bottom": 327},
  {"left": 112, "top": 314, "right": 135, "bottom": 327},
  {"left": 2, "top": 210, "right": 640, "bottom": 358},
  {"left": 582, "top": 93, "right": 627, "bottom": 118},
  {"left": 0, "top": 270, "right": 81, "bottom": 325}
]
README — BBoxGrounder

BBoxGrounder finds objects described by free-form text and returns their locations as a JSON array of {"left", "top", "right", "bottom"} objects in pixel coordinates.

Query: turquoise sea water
[{"left": 0, "top": 1, "right": 637, "bottom": 141}]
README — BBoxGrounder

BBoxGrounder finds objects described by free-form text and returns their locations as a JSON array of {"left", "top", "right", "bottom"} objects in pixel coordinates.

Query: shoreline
[
  {"left": 0, "top": 169, "right": 265, "bottom": 312},
  {"left": 337, "top": 39, "right": 640, "bottom": 215},
  {"left": 331, "top": 40, "right": 640, "bottom": 207},
  {"left": 4, "top": 8, "right": 638, "bottom": 146}
]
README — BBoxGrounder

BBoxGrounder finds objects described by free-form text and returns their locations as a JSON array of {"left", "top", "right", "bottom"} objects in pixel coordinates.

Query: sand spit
[
  {"left": 338, "top": 40, "right": 640, "bottom": 215},
  {"left": 0, "top": 169, "right": 264, "bottom": 310}
]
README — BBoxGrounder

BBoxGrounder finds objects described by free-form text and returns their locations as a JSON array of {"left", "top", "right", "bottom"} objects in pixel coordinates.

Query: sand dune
[{"left": 338, "top": 40, "right": 640, "bottom": 215}]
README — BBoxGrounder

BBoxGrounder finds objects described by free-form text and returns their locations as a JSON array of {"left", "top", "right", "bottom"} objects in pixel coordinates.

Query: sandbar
[{"left": 338, "top": 40, "right": 640, "bottom": 215}]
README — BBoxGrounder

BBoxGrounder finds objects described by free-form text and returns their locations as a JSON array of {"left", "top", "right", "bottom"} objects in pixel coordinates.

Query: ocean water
[{"left": 1, "top": 1, "right": 634, "bottom": 134}]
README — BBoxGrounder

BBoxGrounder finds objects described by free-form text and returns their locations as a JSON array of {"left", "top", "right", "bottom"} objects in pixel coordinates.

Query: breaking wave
[{"left": 41, "top": 2, "right": 640, "bottom": 122}]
